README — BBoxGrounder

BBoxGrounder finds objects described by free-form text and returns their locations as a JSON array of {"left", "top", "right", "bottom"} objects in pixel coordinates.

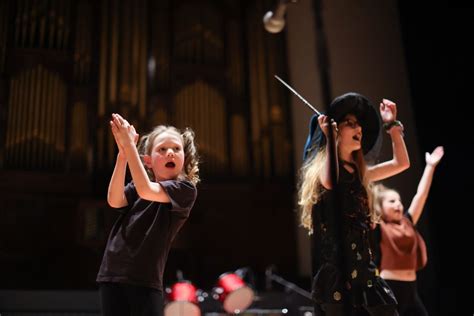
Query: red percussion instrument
[
  {"left": 214, "top": 272, "right": 254, "bottom": 313},
  {"left": 164, "top": 281, "right": 201, "bottom": 316}
]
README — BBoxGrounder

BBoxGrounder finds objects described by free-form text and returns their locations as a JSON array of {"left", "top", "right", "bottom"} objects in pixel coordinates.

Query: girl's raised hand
[
  {"left": 380, "top": 98, "right": 397, "bottom": 123},
  {"left": 318, "top": 114, "right": 338, "bottom": 138},
  {"left": 426, "top": 146, "right": 444, "bottom": 167},
  {"left": 111, "top": 113, "right": 139, "bottom": 148},
  {"left": 110, "top": 119, "right": 126, "bottom": 157},
  {"left": 130, "top": 125, "right": 139, "bottom": 145}
]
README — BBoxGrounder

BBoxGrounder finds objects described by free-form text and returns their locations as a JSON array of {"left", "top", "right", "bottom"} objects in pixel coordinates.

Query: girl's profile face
[
  {"left": 381, "top": 190, "right": 404, "bottom": 222},
  {"left": 337, "top": 114, "right": 362, "bottom": 153},
  {"left": 144, "top": 131, "right": 185, "bottom": 181}
]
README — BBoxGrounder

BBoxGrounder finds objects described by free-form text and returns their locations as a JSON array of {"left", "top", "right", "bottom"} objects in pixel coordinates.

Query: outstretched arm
[
  {"left": 366, "top": 99, "right": 410, "bottom": 182},
  {"left": 408, "top": 146, "right": 444, "bottom": 224},
  {"left": 111, "top": 114, "right": 171, "bottom": 203}
]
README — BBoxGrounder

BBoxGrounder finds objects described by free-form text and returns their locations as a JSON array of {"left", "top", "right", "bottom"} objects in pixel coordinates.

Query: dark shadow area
[{"left": 398, "top": 3, "right": 474, "bottom": 315}]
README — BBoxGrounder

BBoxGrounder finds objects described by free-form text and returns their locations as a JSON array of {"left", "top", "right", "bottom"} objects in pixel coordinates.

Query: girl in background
[{"left": 372, "top": 146, "right": 444, "bottom": 316}]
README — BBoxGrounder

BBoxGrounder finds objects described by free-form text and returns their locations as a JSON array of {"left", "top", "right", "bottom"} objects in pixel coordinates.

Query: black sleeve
[
  {"left": 370, "top": 225, "right": 382, "bottom": 268},
  {"left": 158, "top": 180, "right": 197, "bottom": 218},
  {"left": 109, "top": 181, "right": 137, "bottom": 213},
  {"left": 124, "top": 181, "right": 139, "bottom": 206}
]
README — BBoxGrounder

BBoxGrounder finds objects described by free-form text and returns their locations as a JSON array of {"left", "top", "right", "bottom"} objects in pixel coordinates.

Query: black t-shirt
[{"left": 97, "top": 180, "right": 197, "bottom": 290}]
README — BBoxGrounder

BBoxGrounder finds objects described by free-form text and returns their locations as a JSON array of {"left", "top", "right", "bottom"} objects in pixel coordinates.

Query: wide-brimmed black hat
[{"left": 303, "top": 92, "right": 381, "bottom": 161}]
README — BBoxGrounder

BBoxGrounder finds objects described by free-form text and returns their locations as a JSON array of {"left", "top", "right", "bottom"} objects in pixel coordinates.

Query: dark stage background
[
  {"left": 0, "top": 1, "right": 472, "bottom": 315},
  {"left": 398, "top": 3, "right": 473, "bottom": 315}
]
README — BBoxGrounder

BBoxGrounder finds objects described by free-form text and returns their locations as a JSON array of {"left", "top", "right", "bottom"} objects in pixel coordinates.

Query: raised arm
[
  {"left": 408, "top": 146, "right": 444, "bottom": 224},
  {"left": 107, "top": 120, "right": 129, "bottom": 208},
  {"left": 318, "top": 114, "right": 338, "bottom": 189},
  {"left": 366, "top": 99, "right": 410, "bottom": 182},
  {"left": 111, "top": 114, "right": 171, "bottom": 203}
]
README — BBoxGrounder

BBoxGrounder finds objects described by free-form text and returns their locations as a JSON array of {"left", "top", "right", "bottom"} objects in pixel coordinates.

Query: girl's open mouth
[{"left": 165, "top": 162, "right": 176, "bottom": 168}]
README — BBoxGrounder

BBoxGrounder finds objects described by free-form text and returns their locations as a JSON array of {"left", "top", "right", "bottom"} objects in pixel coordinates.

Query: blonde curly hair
[{"left": 137, "top": 125, "right": 200, "bottom": 185}]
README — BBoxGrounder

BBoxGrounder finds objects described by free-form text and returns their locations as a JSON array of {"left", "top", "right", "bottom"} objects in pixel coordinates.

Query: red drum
[
  {"left": 164, "top": 281, "right": 201, "bottom": 316},
  {"left": 215, "top": 272, "right": 254, "bottom": 313}
]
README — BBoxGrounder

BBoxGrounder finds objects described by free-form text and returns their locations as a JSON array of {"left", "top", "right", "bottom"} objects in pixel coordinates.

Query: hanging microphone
[{"left": 263, "top": 0, "right": 298, "bottom": 33}]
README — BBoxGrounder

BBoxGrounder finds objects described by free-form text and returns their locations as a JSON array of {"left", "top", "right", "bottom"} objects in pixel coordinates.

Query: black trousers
[
  {"left": 314, "top": 302, "right": 399, "bottom": 316},
  {"left": 385, "top": 280, "right": 428, "bottom": 316},
  {"left": 99, "top": 282, "right": 164, "bottom": 316}
]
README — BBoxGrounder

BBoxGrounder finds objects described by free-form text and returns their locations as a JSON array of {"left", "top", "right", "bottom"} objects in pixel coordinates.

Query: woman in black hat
[{"left": 298, "top": 93, "right": 409, "bottom": 315}]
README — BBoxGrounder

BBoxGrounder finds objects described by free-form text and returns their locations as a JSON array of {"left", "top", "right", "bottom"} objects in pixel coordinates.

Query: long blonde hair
[
  {"left": 138, "top": 125, "right": 200, "bottom": 185},
  {"left": 298, "top": 146, "right": 377, "bottom": 234}
]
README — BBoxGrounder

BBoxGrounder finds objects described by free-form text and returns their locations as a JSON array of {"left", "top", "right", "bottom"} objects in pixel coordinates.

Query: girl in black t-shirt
[{"left": 97, "top": 113, "right": 199, "bottom": 316}]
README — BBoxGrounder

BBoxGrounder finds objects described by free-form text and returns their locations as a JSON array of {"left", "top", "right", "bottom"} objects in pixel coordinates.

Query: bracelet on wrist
[{"left": 383, "top": 120, "right": 404, "bottom": 133}]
